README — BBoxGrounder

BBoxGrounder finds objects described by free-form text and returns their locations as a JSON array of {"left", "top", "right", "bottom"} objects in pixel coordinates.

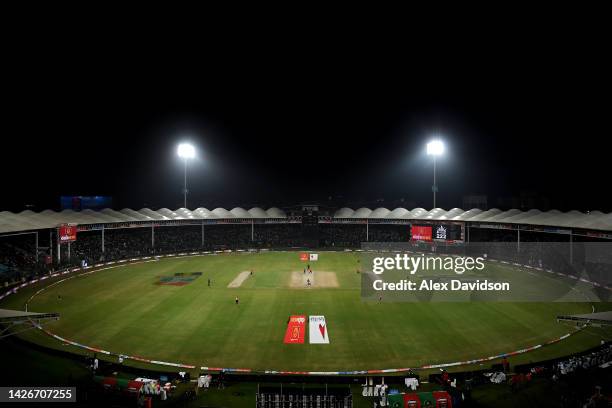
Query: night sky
[{"left": 2, "top": 38, "right": 610, "bottom": 213}]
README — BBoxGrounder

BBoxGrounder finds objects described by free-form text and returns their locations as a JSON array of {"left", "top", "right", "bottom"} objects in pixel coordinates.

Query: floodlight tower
[
  {"left": 426, "top": 140, "right": 444, "bottom": 208},
  {"left": 177, "top": 143, "right": 196, "bottom": 209}
]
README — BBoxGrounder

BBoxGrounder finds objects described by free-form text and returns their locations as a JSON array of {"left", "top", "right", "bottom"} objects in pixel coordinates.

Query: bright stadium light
[
  {"left": 177, "top": 143, "right": 196, "bottom": 159},
  {"left": 426, "top": 140, "right": 444, "bottom": 156},
  {"left": 426, "top": 139, "right": 445, "bottom": 208},
  {"left": 177, "top": 143, "right": 196, "bottom": 208}
]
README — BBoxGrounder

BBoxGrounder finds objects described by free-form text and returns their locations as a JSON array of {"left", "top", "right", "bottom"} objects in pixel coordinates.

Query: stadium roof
[
  {"left": 0, "top": 207, "right": 611, "bottom": 234},
  {"left": 557, "top": 311, "right": 612, "bottom": 326},
  {"left": 0, "top": 308, "right": 60, "bottom": 339},
  {"left": 0, "top": 308, "right": 59, "bottom": 324}
]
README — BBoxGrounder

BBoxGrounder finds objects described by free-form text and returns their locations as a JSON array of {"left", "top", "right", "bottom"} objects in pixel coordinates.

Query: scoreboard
[
  {"left": 301, "top": 206, "right": 319, "bottom": 226},
  {"left": 411, "top": 223, "right": 463, "bottom": 242}
]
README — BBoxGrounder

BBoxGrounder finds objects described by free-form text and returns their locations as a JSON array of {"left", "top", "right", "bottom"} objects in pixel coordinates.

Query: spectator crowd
[{"left": 1, "top": 223, "right": 611, "bottom": 289}]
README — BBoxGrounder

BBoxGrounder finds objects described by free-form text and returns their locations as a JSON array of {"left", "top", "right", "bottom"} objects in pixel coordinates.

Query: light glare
[
  {"left": 427, "top": 140, "right": 444, "bottom": 156},
  {"left": 177, "top": 143, "right": 196, "bottom": 159}
]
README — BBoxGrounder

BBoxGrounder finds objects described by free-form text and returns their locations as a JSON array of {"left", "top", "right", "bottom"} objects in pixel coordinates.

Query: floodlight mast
[
  {"left": 177, "top": 143, "right": 195, "bottom": 208},
  {"left": 426, "top": 140, "right": 444, "bottom": 208},
  {"left": 183, "top": 159, "right": 187, "bottom": 208}
]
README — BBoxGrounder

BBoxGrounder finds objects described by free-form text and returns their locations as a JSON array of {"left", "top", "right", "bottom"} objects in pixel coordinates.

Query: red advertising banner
[
  {"left": 59, "top": 224, "right": 77, "bottom": 243},
  {"left": 299, "top": 253, "right": 309, "bottom": 261},
  {"left": 283, "top": 315, "right": 306, "bottom": 344},
  {"left": 411, "top": 225, "right": 432, "bottom": 241}
]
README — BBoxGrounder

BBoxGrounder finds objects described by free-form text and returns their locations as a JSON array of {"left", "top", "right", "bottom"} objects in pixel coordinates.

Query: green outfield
[{"left": 1, "top": 251, "right": 610, "bottom": 372}]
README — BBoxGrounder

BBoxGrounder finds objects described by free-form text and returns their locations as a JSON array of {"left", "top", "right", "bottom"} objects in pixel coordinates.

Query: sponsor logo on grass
[
  {"left": 157, "top": 272, "right": 202, "bottom": 286},
  {"left": 283, "top": 315, "right": 306, "bottom": 344},
  {"left": 309, "top": 315, "right": 329, "bottom": 344},
  {"left": 300, "top": 253, "right": 319, "bottom": 261}
]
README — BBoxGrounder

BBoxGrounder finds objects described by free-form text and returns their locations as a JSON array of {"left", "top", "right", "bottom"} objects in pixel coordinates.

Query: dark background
[{"left": 2, "top": 25, "right": 610, "bottom": 213}]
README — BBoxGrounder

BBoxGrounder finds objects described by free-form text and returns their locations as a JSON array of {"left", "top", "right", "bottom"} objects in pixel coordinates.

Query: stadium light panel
[
  {"left": 177, "top": 143, "right": 196, "bottom": 159},
  {"left": 426, "top": 140, "right": 444, "bottom": 156}
]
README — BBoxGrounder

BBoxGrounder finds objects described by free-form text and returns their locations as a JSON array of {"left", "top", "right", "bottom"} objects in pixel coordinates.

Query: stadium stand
[{"left": 0, "top": 207, "right": 611, "bottom": 289}]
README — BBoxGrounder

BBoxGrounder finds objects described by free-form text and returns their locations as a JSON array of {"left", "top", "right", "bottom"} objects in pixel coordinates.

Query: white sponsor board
[
  {"left": 309, "top": 253, "right": 319, "bottom": 261},
  {"left": 309, "top": 315, "right": 330, "bottom": 344}
]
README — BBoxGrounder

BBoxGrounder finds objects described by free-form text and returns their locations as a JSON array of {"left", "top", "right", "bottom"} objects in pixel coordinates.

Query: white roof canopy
[
  {"left": 332, "top": 207, "right": 612, "bottom": 231},
  {"left": 0, "top": 207, "right": 611, "bottom": 234}
]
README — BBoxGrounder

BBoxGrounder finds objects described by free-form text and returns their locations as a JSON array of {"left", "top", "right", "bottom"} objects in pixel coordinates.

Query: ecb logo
[{"left": 436, "top": 226, "right": 447, "bottom": 240}]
